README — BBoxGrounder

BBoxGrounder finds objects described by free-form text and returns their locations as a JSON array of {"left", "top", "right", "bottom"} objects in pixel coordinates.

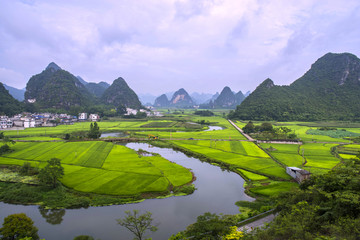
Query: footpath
[
  {"left": 228, "top": 119, "right": 302, "bottom": 145},
  {"left": 238, "top": 213, "right": 276, "bottom": 232}
]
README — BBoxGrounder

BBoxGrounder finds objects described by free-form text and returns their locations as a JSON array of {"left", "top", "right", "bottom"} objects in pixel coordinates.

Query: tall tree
[
  {"left": 0, "top": 213, "right": 39, "bottom": 240},
  {"left": 88, "top": 122, "right": 100, "bottom": 139},
  {"left": 38, "top": 158, "right": 64, "bottom": 188},
  {"left": 117, "top": 210, "right": 158, "bottom": 240}
]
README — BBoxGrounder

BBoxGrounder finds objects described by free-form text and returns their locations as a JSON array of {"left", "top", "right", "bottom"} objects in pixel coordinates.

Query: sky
[{"left": 1, "top": 0, "right": 360, "bottom": 95}]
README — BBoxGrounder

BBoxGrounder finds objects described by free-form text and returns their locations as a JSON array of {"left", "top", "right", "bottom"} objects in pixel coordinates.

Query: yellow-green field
[{"left": 0, "top": 141, "right": 193, "bottom": 196}]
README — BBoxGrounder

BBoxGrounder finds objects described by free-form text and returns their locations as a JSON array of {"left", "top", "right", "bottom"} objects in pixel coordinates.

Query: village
[{"left": 0, "top": 107, "right": 161, "bottom": 130}]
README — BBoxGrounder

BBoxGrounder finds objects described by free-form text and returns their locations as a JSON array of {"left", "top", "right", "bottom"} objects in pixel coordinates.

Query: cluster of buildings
[
  {"left": 0, "top": 112, "right": 100, "bottom": 129},
  {"left": 128, "top": 107, "right": 163, "bottom": 117}
]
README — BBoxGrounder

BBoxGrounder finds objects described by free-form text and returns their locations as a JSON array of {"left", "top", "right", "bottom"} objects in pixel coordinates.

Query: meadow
[
  {"left": 2, "top": 116, "right": 358, "bottom": 199},
  {"left": 0, "top": 141, "right": 193, "bottom": 196}
]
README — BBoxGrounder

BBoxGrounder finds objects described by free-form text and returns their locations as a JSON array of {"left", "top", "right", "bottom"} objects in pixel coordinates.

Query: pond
[
  {"left": 100, "top": 132, "right": 129, "bottom": 138},
  {"left": 204, "top": 125, "right": 224, "bottom": 131},
  {"left": 0, "top": 143, "right": 253, "bottom": 240}
]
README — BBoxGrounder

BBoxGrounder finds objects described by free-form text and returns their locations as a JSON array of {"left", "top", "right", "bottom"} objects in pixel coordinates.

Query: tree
[
  {"left": 0, "top": 213, "right": 39, "bottom": 240},
  {"left": 117, "top": 210, "right": 158, "bottom": 240},
  {"left": 88, "top": 122, "right": 100, "bottom": 139},
  {"left": 39, "top": 207, "right": 65, "bottom": 225},
  {"left": 0, "top": 132, "right": 15, "bottom": 155},
  {"left": 242, "top": 121, "right": 255, "bottom": 134},
  {"left": 184, "top": 212, "right": 233, "bottom": 240},
  {"left": 38, "top": 158, "right": 64, "bottom": 188}
]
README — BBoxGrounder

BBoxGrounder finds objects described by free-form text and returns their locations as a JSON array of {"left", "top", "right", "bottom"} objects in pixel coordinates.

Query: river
[{"left": 0, "top": 142, "right": 252, "bottom": 240}]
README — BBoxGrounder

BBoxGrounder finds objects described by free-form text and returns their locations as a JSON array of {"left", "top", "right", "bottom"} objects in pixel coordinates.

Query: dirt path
[{"left": 238, "top": 214, "right": 276, "bottom": 232}]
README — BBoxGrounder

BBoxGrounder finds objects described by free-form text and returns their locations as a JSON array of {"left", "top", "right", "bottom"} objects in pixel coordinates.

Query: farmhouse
[{"left": 286, "top": 167, "right": 311, "bottom": 183}]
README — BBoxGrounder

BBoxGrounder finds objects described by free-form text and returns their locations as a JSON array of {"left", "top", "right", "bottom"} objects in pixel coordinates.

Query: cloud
[{"left": 0, "top": 0, "right": 360, "bottom": 94}]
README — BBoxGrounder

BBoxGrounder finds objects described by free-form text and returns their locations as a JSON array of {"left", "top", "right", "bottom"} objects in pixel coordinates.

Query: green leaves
[{"left": 38, "top": 158, "right": 64, "bottom": 188}]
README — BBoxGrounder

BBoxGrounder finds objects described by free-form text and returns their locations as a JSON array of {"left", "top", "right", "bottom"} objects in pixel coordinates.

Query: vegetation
[
  {"left": 0, "top": 82, "right": 23, "bottom": 116},
  {"left": 0, "top": 141, "right": 193, "bottom": 204},
  {"left": 88, "top": 122, "right": 101, "bottom": 139},
  {"left": 24, "top": 62, "right": 94, "bottom": 110},
  {"left": 101, "top": 77, "right": 142, "bottom": 109},
  {"left": 230, "top": 53, "right": 360, "bottom": 121},
  {"left": 38, "top": 158, "right": 64, "bottom": 188},
  {"left": 242, "top": 155, "right": 360, "bottom": 239},
  {"left": 170, "top": 212, "right": 239, "bottom": 240},
  {"left": 117, "top": 210, "right": 158, "bottom": 240},
  {"left": 0, "top": 213, "right": 39, "bottom": 240}
]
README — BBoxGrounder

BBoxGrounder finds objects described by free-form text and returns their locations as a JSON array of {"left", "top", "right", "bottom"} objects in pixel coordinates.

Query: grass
[
  {"left": 248, "top": 181, "right": 299, "bottom": 197},
  {"left": 0, "top": 142, "right": 193, "bottom": 197},
  {"left": 171, "top": 140, "right": 290, "bottom": 180}
]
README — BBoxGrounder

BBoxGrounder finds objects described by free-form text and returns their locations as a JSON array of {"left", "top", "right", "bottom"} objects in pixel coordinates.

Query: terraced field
[
  {"left": 0, "top": 142, "right": 193, "bottom": 196},
  {"left": 172, "top": 140, "right": 290, "bottom": 180},
  {"left": 260, "top": 142, "right": 341, "bottom": 174}
]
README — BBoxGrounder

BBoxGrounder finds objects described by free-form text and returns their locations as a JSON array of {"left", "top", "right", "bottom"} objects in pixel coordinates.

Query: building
[
  {"left": 89, "top": 114, "right": 100, "bottom": 121},
  {"left": 286, "top": 167, "right": 311, "bottom": 183},
  {"left": 78, "top": 113, "right": 88, "bottom": 121}
]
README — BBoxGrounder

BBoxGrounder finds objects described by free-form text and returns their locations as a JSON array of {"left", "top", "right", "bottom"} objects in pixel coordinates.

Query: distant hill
[
  {"left": 230, "top": 52, "right": 360, "bottom": 121},
  {"left": 0, "top": 82, "right": 23, "bottom": 116},
  {"left": 101, "top": 77, "right": 142, "bottom": 109},
  {"left": 24, "top": 62, "right": 94, "bottom": 110},
  {"left": 213, "top": 86, "right": 245, "bottom": 108},
  {"left": 138, "top": 93, "right": 157, "bottom": 106},
  {"left": 76, "top": 76, "right": 88, "bottom": 86},
  {"left": 190, "top": 92, "right": 213, "bottom": 104},
  {"left": 3, "top": 84, "right": 25, "bottom": 101},
  {"left": 154, "top": 94, "right": 170, "bottom": 107},
  {"left": 85, "top": 82, "right": 110, "bottom": 98},
  {"left": 169, "top": 88, "right": 194, "bottom": 108}
]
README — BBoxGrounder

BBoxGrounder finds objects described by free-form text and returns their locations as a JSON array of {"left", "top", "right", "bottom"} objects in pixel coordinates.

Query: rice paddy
[{"left": 0, "top": 141, "right": 193, "bottom": 196}]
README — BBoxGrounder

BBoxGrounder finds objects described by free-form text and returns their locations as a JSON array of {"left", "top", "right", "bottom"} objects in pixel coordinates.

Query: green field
[
  {"left": 0, "top": 142, "right": 193, "bottom": 196},
  {"left": 171, "top": 140, "right": 290, "bottom": 180},
  {"left": 260, "top": 142, "right": 341, "bottom": 174}
]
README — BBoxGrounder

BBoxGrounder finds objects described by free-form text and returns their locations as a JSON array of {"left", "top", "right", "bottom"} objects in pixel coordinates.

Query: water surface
[{"left": 0, "top": 143, "right": 252, "bottom": 240}]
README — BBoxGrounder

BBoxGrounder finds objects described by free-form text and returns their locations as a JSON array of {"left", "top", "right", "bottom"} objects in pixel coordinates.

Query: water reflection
[{"left": 39, "top": 207, "right": 66, "bottom": 225}]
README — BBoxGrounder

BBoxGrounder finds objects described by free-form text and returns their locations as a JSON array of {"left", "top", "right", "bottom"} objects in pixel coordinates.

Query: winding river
[{"left": 0, "top": 142, "right": 252, "bottom": 240}]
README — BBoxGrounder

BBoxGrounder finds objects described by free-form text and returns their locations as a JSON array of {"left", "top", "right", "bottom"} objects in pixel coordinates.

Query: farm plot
[
  {"left": 260, "top": 143, "right": 304, "bottom": 167},
  {"left": 300, "top": 143, "right": 340, "bottom": 170},
  {"left": 1, "top": 142, "right": 193, "bottom": 196},
  {"left": 337, "top": 144, "right": 360, "bottom": 159},
  {"left": 172, "top": 140, "right": 290, "bottom": 180}
]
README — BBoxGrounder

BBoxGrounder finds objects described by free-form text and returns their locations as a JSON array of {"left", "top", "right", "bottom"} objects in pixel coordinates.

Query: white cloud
[{"left": 0, "top": 0, "right": 360, "bottom": 94}]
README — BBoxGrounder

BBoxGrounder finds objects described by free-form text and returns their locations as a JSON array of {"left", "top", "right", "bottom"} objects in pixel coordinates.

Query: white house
[
  {"left": 286, "top": 167, "right": 311, "bottom": 183},
  {"left": 89, "top": 114, "right": 100, "bottom": 121},
  {"left": 24, "top": 118, "right": 36, "bottom": 128},
  {"left": 125, "top": 108, "right": 138, "bottom": 115},
  {"left": 78, "top": 113, "right": 88, "bottom": 120}
]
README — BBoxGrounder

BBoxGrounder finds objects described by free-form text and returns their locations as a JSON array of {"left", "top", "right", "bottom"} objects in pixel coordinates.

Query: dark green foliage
[
  {"left": 3, "top": 84, "right": 25, "bottom": 101},
  {"left": 117, "top": 210, "right": 158, "bottom": 240},
  {"left": 194, "top": 110, "right": 214, "bottom": 116},
  {"left": 85, "top": 82, "right": 109, "bottom": 98},
  {"left": 19, "top": 162, "right": 38, "bottom": 176},
  {"left": 73, "top": 235, "right": 95, "bottom": 240},
  {"left": 0, "top": 82, "right": 23, "bottom": 116},
  {"left": 38, "top": 158, "right": 64, "bottom": 188},
  {"left": 0, "top": 213, "right": 39, "bottom": 240},
  {"left": 88, "top": 122, "right": 101, "bottom": 139},
  {"left": 230, "top": 53, "right": 360, "bottom": 121},
  {"left": 243, "top": 121, "right": 255, "bottom": 134},
  {"left": 24, "top": 63, "right": 94, "bottom": 110},
  {"left": 181, "top": 212, "right": 235, "bottom": 240},
  {"left": 0, "top": 145, "right": 11, "bottom": 155},
  {"left": 101, "top": 77, "right": 142, "bottom": 109},
  {"left": 213, "top": 86, "right": 244, "bottom": 109},
  {"left": 243, "top": 156, "right": 360, "bottom": 239}
]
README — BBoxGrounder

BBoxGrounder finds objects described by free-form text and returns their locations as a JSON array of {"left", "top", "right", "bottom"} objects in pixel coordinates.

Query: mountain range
[{"left": 230, "top": 52, "right": 360, "bottom": 121}]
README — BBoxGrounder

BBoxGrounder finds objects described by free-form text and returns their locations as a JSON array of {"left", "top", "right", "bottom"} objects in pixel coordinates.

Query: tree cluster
[
  {"left": 88, "top": 122, "right": 101, "bottom": 139},
  {"left": 243, "top": 154, "right": 360, "bottom": 239}
]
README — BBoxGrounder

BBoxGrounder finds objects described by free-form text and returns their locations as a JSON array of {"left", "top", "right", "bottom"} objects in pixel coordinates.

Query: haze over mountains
[
  {"left": 2, "top": 52, "right": 360, "bottom": 121},
  {"left": 230, "top": 52, "right": 360, "bottom": 121}
]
